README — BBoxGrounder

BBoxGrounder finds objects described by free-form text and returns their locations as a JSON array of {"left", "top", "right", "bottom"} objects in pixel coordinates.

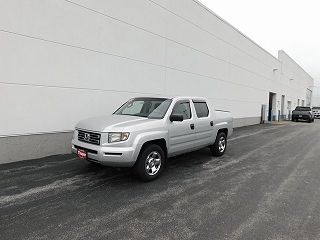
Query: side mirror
[{"left": 170, "top": 114, "right": 184, "bottom": 122}]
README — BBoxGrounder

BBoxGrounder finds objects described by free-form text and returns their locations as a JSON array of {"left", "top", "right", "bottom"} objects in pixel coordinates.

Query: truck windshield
[
  {"left": 114, "top": 98, "right": 172, "bottom": 119},
  {"left": 295, "top": 107, "right": 311, "bottom": 111}
]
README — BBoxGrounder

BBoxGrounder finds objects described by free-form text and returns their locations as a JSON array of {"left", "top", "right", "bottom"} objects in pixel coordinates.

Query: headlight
[
  {"left": 73, "top": 130, "right": 77, "bottom": 140},
  {"left": 108, "top": 132, "right": 130, "bottom": 143}
]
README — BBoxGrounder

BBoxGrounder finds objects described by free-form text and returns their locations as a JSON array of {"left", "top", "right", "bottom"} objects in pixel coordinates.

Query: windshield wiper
[{"left": 118, "top": 114, "right": 148, "bottom": 118}]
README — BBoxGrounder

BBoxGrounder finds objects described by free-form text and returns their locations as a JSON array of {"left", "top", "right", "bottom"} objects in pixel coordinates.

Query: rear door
[
  {"left": 168, "top": 100, "right": 196, "bottom": 156},
  {"left": 192, "top": 100, "right": 215, "bottom": 147}
]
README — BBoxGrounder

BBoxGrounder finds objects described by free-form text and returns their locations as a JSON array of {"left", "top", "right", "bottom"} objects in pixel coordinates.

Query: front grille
[{"left": 78, "top": 130, "right": 101, "bottom": 145}]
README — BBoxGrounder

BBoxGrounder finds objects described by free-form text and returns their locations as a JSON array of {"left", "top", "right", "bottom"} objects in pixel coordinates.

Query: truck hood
[{"left": 75, "top": 114, "right": 157, "bottom": 132}]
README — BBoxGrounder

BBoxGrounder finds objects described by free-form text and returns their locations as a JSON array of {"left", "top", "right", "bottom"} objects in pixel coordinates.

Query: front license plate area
[
  {"left": 77, "top": 149, "right": 87, "bottom": 159},
  {"left": 299, "top": 115, "right": 302, "bottom": 117}
]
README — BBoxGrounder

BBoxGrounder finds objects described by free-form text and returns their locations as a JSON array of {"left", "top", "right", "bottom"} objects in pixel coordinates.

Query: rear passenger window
[
  {"left": 172, "top": 102, "right": 192, "bottom": 120},
  {"left": 194, "top": 102, "right": 209, "bottom": 118}
]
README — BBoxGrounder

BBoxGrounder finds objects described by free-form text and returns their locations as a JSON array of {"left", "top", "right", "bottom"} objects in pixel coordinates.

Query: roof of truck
[{"left": 135, "top": 96, "right": 208, "bottom": 101}]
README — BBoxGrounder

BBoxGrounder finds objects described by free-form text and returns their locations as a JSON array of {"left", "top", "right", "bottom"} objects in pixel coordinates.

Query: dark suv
[{"left": 292, "top": 106, "right": 314, "bottom": 123}]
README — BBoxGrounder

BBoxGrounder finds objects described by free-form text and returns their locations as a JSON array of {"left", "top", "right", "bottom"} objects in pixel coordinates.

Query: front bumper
[{"left": 71, "top": 139, "right": 137, "bottom": 167}]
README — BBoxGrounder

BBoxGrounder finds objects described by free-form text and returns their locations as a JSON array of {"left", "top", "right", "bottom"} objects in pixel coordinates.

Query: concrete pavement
[{"left": 1, "top": 120, "right": 320, "bottom": 240}]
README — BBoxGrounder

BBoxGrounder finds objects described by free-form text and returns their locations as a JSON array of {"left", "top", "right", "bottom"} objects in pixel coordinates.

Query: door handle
[
  {"left": 210, "top": 121, "right": 214, "bottom": 126},
  {"left": 190, "top": 124, "right": 195, "bottom": 130}
]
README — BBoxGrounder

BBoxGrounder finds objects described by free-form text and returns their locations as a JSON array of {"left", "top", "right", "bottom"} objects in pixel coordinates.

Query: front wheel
[
  {"left": 210, "top": 132, "right": 227, "bottom": 157},
  {"left": 134, "top": 144, "right": 165, "bottom": 182}
]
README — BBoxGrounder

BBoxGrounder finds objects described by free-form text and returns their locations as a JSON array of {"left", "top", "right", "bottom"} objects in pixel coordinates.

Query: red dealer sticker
[{"left": 77, "top": 149, "right": 87, "bottom": 159}]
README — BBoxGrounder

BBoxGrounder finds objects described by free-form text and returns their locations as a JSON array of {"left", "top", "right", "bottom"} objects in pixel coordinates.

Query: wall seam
[
  {"left": 0, "top": 29, "right": 275, "bottom": 93},
  {"left": 62, "top": 0, "right": 275, "bottom": 72}
]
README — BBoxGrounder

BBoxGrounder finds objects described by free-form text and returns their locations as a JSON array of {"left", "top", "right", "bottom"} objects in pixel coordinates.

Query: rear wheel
[
  {"left": 210, "top": 132, "right": 227, "bottom": 157},
  {"left": 134, "top": 144, "right": 165, "bottom": 182}
]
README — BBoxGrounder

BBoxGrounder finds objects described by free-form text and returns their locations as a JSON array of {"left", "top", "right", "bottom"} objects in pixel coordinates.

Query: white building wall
[
  {"left": 0, "top": 0, "right": 314, "bottom": 163},
  {"left": 312, "top": 79, "right": 320, "bottom": 107}
]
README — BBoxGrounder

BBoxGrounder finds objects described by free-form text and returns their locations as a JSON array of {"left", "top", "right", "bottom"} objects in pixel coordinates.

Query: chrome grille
[{"left": 78, "top": 130, "right": 101, "bottom": 145}]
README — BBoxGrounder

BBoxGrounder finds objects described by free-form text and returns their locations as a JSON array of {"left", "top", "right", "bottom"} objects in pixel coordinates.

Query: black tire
[
  {"left": 309, "top": 118, "right": 312, "bottom": 123},
  {"left": 134, "top": 144, "right": 165, "bottom": 182},
  {"left": 210, "top": 132, "right": 227, "bottom": 157}
]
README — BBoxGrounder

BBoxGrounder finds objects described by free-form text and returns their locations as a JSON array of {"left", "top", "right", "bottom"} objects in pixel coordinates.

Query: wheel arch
[
  {"left": 139, "top": 139, "right": 168, "bottom": 158},
  {"left": 217, "top": 128, "right": 228, "bottom": 137}
]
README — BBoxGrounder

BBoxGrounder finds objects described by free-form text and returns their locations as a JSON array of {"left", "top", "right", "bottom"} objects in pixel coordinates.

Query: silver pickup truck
[
  {"left": 313, "top": 107, "right": 320, "bottom": 118},
  {"left": 72, "top": 97, "right": 233, "bottom": 181}
]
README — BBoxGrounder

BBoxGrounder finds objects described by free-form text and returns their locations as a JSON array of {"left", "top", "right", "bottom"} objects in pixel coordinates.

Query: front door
[{"left": 168, "top": 100, "right": 196, "bottom": 156}]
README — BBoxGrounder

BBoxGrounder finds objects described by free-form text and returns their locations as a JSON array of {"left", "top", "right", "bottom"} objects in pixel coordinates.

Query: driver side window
[{"left": 172, "top": 101, "right": 191, "bottom": 120}]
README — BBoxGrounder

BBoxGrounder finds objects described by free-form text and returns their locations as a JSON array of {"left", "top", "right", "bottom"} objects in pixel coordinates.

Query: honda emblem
[{"left": 84, "top": 133, "right": 90, "bottom": 141}]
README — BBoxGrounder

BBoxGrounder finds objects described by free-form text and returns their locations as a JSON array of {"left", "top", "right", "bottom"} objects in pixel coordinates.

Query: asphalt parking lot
[{"left": 1, "top": 120, "right": 320, "bottom": 240}]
